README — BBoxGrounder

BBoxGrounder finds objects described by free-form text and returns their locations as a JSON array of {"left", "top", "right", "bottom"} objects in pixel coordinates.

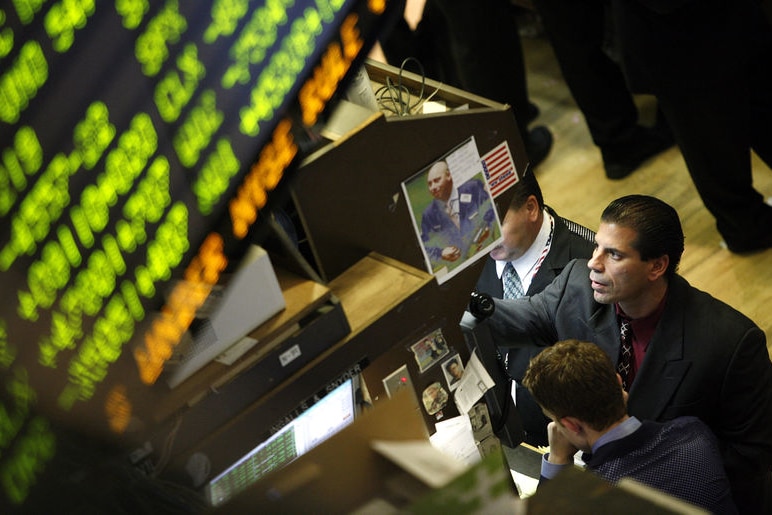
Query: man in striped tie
[{"left": 474, "top": 171, "right": 595, "bottom": 446}]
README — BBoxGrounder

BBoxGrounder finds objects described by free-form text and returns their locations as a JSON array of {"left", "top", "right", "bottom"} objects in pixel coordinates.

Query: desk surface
[
  {"left": 504, "top": 442, "right": 543, "bottom": 480},
  {"left": 503, "top": 442, "right": 544, "bottom": 499},
  {"left": 328, "top": 252, "right": 433, "bottom": 335}
]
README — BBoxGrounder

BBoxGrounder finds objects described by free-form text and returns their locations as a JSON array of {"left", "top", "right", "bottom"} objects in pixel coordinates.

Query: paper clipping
[{"left": 452, "top": 350, "right": 496, "bottom": 415}]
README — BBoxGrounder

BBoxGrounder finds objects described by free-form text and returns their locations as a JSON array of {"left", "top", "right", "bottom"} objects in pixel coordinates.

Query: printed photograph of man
[
  {"left": 410, "top": 328, "right": 450, "bottom": 373},
  {"left": 443, "top": 354, "right": 465, "bottom": 390},
  {"left": 402, "top": 138, "right": 501, "bottom": 283}
]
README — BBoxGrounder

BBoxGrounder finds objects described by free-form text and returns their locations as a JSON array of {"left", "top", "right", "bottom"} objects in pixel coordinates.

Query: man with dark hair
[
  {"left": 475, "top": 171, "right": 594, "bottom": 446},
  {"left": 445, "top": 358, "right": 463, "bottom": 384},
  {"left": 522, "top": 339, "right": 736, "bottom": 514},
  {"left": 477, "top": 194, "right": 772, "bottom": 513}
]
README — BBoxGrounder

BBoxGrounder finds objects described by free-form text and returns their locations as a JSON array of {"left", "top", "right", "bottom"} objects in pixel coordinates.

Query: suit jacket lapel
[
  {"left": 477, "top": 259, "right": 504, "bottom": 298},
  {"left": 627, "top": 277, "right": 692, "bottom": 420},
  {"left": 586, "top": 301, "right": 621, "bottom": 361}
]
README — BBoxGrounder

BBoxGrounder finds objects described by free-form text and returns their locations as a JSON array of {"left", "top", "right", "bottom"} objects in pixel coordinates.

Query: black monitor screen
[{"left": 0, "top": 0, "right": 395, "bottom": 508}]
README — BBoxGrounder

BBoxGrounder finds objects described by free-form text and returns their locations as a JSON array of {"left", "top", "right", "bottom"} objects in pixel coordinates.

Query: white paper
[
  {"left": 453, "top": 350, "right": 496, "bottom": 414},
  {"left": 510, "top": 470, "right": 539, "bottom": 498},
  {"left": 371, "top": 440, "right": 468, "bottom": 489},
  {"left": 430, "top": 415, "right": 481, "bottom": 467}
]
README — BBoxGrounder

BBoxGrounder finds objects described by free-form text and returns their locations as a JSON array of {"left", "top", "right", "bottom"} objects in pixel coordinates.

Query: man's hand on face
[{"left": 546, "top": 421, "right": 578, "bottom": 465}]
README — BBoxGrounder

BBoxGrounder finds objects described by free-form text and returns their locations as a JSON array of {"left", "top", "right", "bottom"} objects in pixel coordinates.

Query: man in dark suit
[
  {"left": 475, "top": 171, "right": 595, "bottom": 445},
  {"left": 610, "top": 0, "right": 772, "bottom": 253},
  {"left": 482, "top": 195, "right": 772, "bottom": 513}
]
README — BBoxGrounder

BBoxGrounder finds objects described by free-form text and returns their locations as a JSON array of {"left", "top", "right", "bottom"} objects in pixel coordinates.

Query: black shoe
[
  {"left": 722, "top": 228, "right": 772, "bottom": 254},
  {"left": 602, "top": 124, "right": 675, "bottom": 180},
  {"left": 722, "top": 233, "right": 772, "bottom": 254},
  {"left": 526, "top": 126, "right": 553, "bottom": 169},
  {"left": 526, "top": 102, "right": 540, "bottom": 125},
  {"left": 720, "top": 203, "right": 772, "bottom": 254}
]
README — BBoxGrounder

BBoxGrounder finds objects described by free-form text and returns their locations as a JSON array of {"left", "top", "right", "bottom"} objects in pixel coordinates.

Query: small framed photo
[
  {"left": 442, "top": 354, "right": 464, "bottom": 390},
  {"left": 410, "top": 328, "right": 450, "bottom": 373},
  {"left": 401, "top": 137, "right": 502, "bottom": 284}
]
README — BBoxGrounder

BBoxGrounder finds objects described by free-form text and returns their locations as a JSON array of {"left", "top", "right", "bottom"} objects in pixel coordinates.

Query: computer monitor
[{"left": 205, "top": 376, "right": 360, "bottom": 508}]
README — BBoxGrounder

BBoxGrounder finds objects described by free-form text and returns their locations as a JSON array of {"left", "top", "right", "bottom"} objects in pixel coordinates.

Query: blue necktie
[
  {"left": 503, "top": 262, "right": 524, "bottom": 299},
  {"left": 501, "top": 263, "right": 524, "bottom": 377}
]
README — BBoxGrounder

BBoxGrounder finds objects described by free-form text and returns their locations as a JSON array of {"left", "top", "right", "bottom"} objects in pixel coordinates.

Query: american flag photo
[{"left": 482, "top": 141, "right": 519, "bottom": 197}]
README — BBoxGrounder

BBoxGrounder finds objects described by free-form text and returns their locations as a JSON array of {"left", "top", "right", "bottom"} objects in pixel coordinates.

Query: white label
[{"left": 279, "top": 344, "right": 302, "bottom": 367}]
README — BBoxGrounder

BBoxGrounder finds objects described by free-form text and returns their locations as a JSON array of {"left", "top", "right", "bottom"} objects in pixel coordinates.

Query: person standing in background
[
  {"left": 610, "top": 0, "right": 772, "bottom": 253},
  {"left": 528, "top": 0, "right": 674, "bottom": 179}
]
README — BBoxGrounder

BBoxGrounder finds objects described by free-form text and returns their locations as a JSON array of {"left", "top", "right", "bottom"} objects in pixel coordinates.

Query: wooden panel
[
  {"left": 329, "top": 253, "right": 433, "bottom": 334},
  {"left": 293, "top": 60, "right": 524, "bottom": 283}
]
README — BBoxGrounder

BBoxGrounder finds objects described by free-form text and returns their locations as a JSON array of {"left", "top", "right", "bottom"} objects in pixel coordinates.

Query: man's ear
[
  {"left": 525, "top": 195, "right": 540, "bottom": 221},
  {"left": 559, "top": 416, "right": 583, "bottom": 435},
  {"left": 648, "top": 254, "right": 669, "bottom": 280}
]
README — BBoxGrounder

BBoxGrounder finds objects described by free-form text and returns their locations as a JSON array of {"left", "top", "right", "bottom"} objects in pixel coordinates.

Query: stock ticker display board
[{"left": 0, "top": 0, "right": 393, "bottom": 506}]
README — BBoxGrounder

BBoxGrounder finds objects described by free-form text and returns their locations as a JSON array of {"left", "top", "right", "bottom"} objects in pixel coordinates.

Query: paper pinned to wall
[{"left": 452, "top": 350, "right": 496, "bottom": 414}]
